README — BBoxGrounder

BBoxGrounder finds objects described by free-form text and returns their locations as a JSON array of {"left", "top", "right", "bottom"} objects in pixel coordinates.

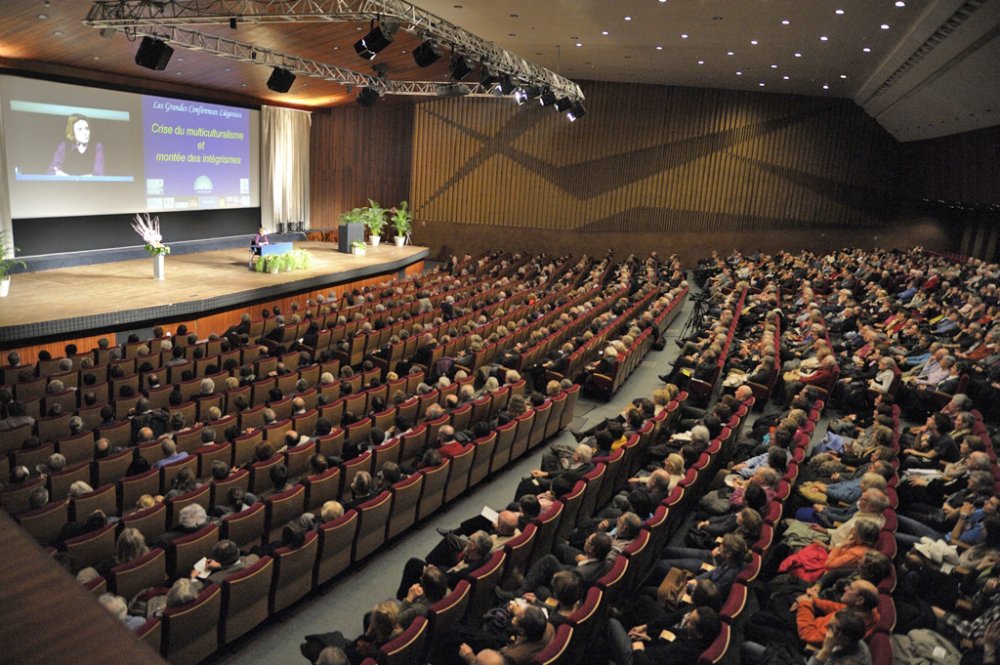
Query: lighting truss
[{"left": 84, "top": 0, "right": 584, "bottom": 102}]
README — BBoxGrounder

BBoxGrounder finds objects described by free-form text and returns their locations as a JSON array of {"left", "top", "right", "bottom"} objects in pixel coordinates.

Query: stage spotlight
[
  {"left": 539, "top": 87, "right": 557, "bottom": 106},
  {"left": 413, "top": 40, "right": 440, "bottom": 67},
  {"left": 354, "top": 22, "right": 394, "bottom": 60},
  {"left": 357, "top": 86, "right": 380, "bottom": 107},
  {"left": 134, "top": 36, "right": 173, "bottom": 71},
  {"left": 522, "top": 85, "right": 541, "bottom": 101},
  {"left": 513, "top": 88, "right": 528, "bottom": 105},
  {"left": 266, "top": 67, "right": 296, "bottom": 93},
  {"left": 450, "top": 55, "right": 473, "bottom": 80},
  {"left": 496, "top": 74, "right": 516, "bottom": 95},
  {"left": 567, "top": 101, "right": 587, "bottom": 121},
  {"left": 480, "top": 64, "right": 498, "bottom": 87},
  {"left": 555, "top": 96, "right": 573, "bottom": 112}
]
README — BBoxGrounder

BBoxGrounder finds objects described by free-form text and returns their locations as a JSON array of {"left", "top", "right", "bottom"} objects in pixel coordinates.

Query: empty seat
[
  {"left": 387, "top": 473, "right": 424, "bottom": 541},
  {"left": 352, "top": 490, "right": 393, "bottom": 562}
]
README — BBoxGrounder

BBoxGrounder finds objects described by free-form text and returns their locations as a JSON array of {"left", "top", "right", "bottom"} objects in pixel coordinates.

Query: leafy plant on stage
[
  {"left": 362, "top": 199, "right": 387, "bottom": 238},
  {"left": 0, "top": 230, "right": 27, "bottom": 281},
  {"left": 391, "top": 200, "right": 412, "bottom": 243},
  {"left": 351, "top": 240, "right": 366, "bottom": 255},
  {"left": 131, "top": 213, "right": 171, "bottom": 256},
  {"left": 289, "top": 249, "right": 313, "bottom": 270},
  {"left": 339, "top": 207, "right": 365, "bottom": 226},
  {"left": 255, "top": 254, "right": 267, "bottom": 272},
  {"left": 258, "top": 249, "right": 312, "bottom": 273}
]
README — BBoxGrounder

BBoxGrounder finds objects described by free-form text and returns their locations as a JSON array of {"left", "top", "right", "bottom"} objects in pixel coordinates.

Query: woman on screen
[{"left": 48, "top": 114, "right": 105, "bottom": 176}]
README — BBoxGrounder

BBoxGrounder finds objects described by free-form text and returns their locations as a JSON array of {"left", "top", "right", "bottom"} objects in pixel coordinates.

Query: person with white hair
[
  {"left": 98, "top": 593, "right": 147, "bottom": 630},
  {"left": 153, "top": 503, "right": 210, "bottom": 549}
]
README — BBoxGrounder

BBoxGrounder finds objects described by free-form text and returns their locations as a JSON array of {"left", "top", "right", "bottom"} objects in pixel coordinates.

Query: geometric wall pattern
[{"left": 411, "top": 81, "right": 901, "bottom": 234}]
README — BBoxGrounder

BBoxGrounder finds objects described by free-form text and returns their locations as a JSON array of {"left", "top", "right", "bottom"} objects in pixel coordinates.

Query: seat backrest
[
  {"left": 528, "top": 401, "right": 553, "bottom": 450},
  {"left": 162, "top": 583, "right": 222, "bottom": 665},
  {"left": 16, "top": 498, "right": 69, "bottom": 546},
  {"left": 697, "top": 622, "right": 731, "bottom": 665},
  {"left": 269, "top": 529, "right": 319, "bottom": 614},
  {"left": 502, "top": 523, "right": 537, "bottom": 585},
  {"left": 467, "top": 431, "right": 498, "bottom": 490},
  {"left": 510, "top": 411, "right": 535, "bottom": 461},
  {"left": 530, "top": 623, "right": 573, "bottom": 665},
  {"left": 219, "top": 555, "right": 274, "bottom": 645},
  {"left": 302, "top": 467, "right": 341, "bottom": 512},
  {"left": 387, "top": 473, "right": 424, "bottom": 541},
  {"left": 315, "top": 510, "right": 359, "bottom": 586},
  {"left": 121, "top": 502, "right": 168, "bottom": 544},
  {"left": 167, "top": 523, "right": 219, "bottom": 580},
  {"left": 379, "top": 615, "right": 429, "bottom": 665},
  {"left": 464, "top": 550, "right": 506, "bottom": 623},
  {"left": 352, "top": 490, "right": 393, "bottom": 562},
  {"left": 575, "top": 464, "right": 607, "bottom": 524},
  {"left": 417, "top": 460, "right": 450, "bottom": 521},
  {"left": 165, "top": 484, "right": 211, "bottom": 527},
  {"left": 47, "top": 461, "right": 93, "bottom": 501},
  {"left": 220, "top": 502, "right": 266, "bottom": 552},
  {"left": 69, "top": 483, "right": 117, "bottom": 521},
  {"left": 443, "top": 444, "right": 475, "bottom": 504},
  {"left": 529, "top": 501, "right": 564, "bottom": 567},
  {"left": 64, "top": 522, "right": 117, "bottom": 569},
  {"left": 264, "top": 484, "right": 307, "bottom": 545},
  {"left": 110, "top": 547, "right": 167, "bottom": 600}
]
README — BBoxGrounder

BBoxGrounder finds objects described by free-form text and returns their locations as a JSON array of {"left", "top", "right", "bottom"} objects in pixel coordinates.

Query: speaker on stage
[
  {"left": 135, "top": 37, "right": 173, "bottom": 71},
  {"left": 338, "top": 222, "right": 365, "bottom": 253}
]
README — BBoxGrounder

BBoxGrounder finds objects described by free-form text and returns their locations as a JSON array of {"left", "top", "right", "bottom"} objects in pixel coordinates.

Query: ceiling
[{"left": 1, "top": 0, "right": 998, "bottom": 141}]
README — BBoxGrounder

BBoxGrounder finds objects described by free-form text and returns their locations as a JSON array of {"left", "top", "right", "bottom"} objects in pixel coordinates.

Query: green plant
[
  {"left": 0, "top": 230, "right": 27, "bottom": 281},
  {"left": 290, "top": 248, "right": 313, "bottom": 270},
  {"left": 254, "top": 255, "right": 266, "bottom": 272},
  {"left": 362, "top": 199, "right": 387, "bottom": 236},
  {"left": 351, "top": 240, "right": 366, "bottom": 252},
  {"left": 144, "top": 243, "right": 171, "bottom": 257},
  {"left": 391, "top": 200, "right": 412, "bottom": 237},
  {"left": 339, "top": 207, "right": 365, "bottom": 226}
]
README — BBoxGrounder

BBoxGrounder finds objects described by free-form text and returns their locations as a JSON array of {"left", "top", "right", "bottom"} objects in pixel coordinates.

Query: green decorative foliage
[{"left": 0, "top": 230, "right": 27, "bottom": 281}]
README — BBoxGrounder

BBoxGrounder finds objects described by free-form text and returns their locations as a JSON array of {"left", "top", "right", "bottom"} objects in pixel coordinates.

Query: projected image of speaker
[
  {"left": 267, "top": 68, "right": 296, "bottom": 93},
  {"left": 135, "top": 37, "right": 174, "bottom": 71}
]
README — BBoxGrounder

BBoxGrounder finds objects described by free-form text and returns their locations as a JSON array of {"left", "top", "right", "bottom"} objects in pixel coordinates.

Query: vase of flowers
[{"left": 132, "top": 213, "right": 170, "bottom": 280}]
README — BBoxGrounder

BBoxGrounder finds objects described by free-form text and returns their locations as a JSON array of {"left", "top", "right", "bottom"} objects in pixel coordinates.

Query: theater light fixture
[
  {"left": 134, "top": 36, "right": 173, "bottom": 70},
  {"left": 450, "top": 55, "right": 473, "bottom": 80},
  {"left": 357, "top": 86, "right": 380, "bottom": 107},
  {"left": 266, "top": 67, "right": 296, "bottom": 93},
  {"left": 513, "top": 88, "right": 528, "bottom": 105},
  {"left": 480, "top": 64, "right": 498, "bottom": 87},
  {"left": 555, "top": 97, "right": 573, "bottom": 112},
  {"left": 354, "top": 21, "right": 395, "bottom": 60},
  {"left": 567, "top": 101, "right": 587, "bottom": 121},
  {"left": 412, "top": 40, "right": 440, "bottom": 67},
  {"left": 539, "top": 87, "right": 557, "bottom": 106},
  {"left": 522, "top": 85, "right": 541, "bottom": 101},
  {"left": 496, "top": 74, "right": 517, "bottom": 95}
]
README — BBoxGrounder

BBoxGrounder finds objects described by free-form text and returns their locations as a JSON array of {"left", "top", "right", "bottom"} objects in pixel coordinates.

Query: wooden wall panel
[
  {"left": 409, "top": 81, "right": 900, "bottom": 237},
  {"left": 309, "top": 104, "right": 414, "bottom": 230}
]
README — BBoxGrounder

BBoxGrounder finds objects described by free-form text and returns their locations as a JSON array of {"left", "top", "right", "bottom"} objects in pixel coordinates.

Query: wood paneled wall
[
  {"left": 409, "top": 81, "right": 901, "bottom": 235},
  {"left": 309, "top": 104, "right": 414, "bottom": 229}
]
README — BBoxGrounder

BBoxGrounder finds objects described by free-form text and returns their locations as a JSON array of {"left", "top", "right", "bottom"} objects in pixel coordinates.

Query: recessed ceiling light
[
  {"left": 895, "top": 1, "right": 905, "bottom": 6},
  {"left": 770, "top": 64, "right": 778, "bottom": 69},
  {"left": 602, "top": 31, "right": 609, "bottom": 35},
  {"left": 697, "top": 60, "right": 704, "bottom": 64},
  {"left": 624, "top": 16, "right": 632, "bottom": 21},
  {"left": 37, "top": 13, "right": 48, "bottom": 19},
  {"left": 794, "top": 52, "right": 802, "bottom": 57},
  {"left": 241, "top": 83, "right": 247, "bottom": 87},
  {"left": 862, "top": 47, "right": 872, "bottom": 53},
  {"left": 840, "top": 74, "right": 847, "bottom": 79},
  {"left": 333, "top": 46, "right": 339, "bottom": 50},
  {"left": 52, "top": 30, "right": 63, "bottom": 36},
  {"left": 823, "top": 84, "right": 830, "bottom": 90},
  {"left": 750, "top": 39, "right": 758, "bottom": 45},
  {"left": 782, "top": 75, "right": 789, "bottom": 80},
  {"left": 820, "top": 35, "right": 829, "bottom": 41},
  {"left": 781, "top": 19, "right": 790, "bottom": 25},
  {"left": 727, "top": 51, "right": 734, "bottom": 56},
  {"left": 881, "top": 23, "right": 890, "bottom": 30},
  {"left": 576, "top": 42, "right": 582, "bottom": 47},
  {"left": 92, "top": 55, "right": 101, "bottom": 60},
  {"left": 681, "top": 33, "right": 689, "bottom": 39},
  {"left": 835, "top": 9, "right": 845, "bottom": 15},
  {"left": 736, "top": 71, "right": 742, "bottom": 76},
  {"left": 656, "top": 46, "right": 663, "bottom": 50},
  {"left": 759, "top": 82, "right": 766, "bottom": 87}
]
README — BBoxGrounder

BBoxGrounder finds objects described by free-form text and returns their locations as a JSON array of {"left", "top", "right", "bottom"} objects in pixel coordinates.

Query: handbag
[{"left": 656, "top": 567, "right": 692, "bottom": 609}]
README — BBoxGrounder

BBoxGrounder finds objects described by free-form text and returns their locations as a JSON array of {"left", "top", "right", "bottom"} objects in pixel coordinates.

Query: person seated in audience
[
  {"left": 154, "top": 504, "right": 211, "bottom": 549},
  {"left": 164, "top": 467, "right": 200, "bottom": 499},
  {"left": 342, "top": 471, "right": 375, "bottom": 511},
  {"left": 457, "top": 603, "right": 553, "bottom": 665},
  {"left": 191, "top": 539, "right": 259, "bottom": 585},
  {"left": 496, "top": 532, "right": 613, "bottom": 602},
  {"left": 514, "top": 443, "right": 594, "bottom": 498},
  {"left": 607, "top": 605, "right": 722, "bottom": 665},
  {"left": 152, "top": 438, "right": 189, "bottom": 470}
]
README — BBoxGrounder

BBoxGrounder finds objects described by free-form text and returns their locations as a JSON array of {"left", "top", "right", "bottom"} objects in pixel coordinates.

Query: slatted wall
[
  {"left": 309, "top": 104, "right": 414, "bottom": 229},
  {"left": 409, "top": 81, "right": 900, "bottom": 234}
]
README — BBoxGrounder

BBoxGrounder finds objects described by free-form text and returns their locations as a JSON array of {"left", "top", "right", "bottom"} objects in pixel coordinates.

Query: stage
[{"left": 0, "top": 241, "right": 429, "bottom": 346}]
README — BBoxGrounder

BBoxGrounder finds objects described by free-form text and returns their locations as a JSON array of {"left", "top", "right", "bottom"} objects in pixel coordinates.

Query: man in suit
[{"left": 193, "top": 539, "right": 260, "bottom": 585}]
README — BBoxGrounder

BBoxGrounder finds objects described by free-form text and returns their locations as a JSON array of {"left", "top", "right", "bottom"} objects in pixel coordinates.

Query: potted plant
[
  {"left": 266, "top": 255, "right": 280, "bottom": 274},
  {"left": 351, "top": 240, "right": 367, "bottom": 256},
  {"left": 0, "top": 230, "right": 27, "bottom": 298},
  {"left": 362, "top": 199, "right": 387, "bottom": 246},
  {"left": 391, "top": 200, "right": 412, "bottom": 247}
]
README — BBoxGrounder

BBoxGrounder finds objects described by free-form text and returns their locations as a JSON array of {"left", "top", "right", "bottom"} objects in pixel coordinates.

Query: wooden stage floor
[{"left": 0, "top": 241, "right": 428, "bottom": 343}]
